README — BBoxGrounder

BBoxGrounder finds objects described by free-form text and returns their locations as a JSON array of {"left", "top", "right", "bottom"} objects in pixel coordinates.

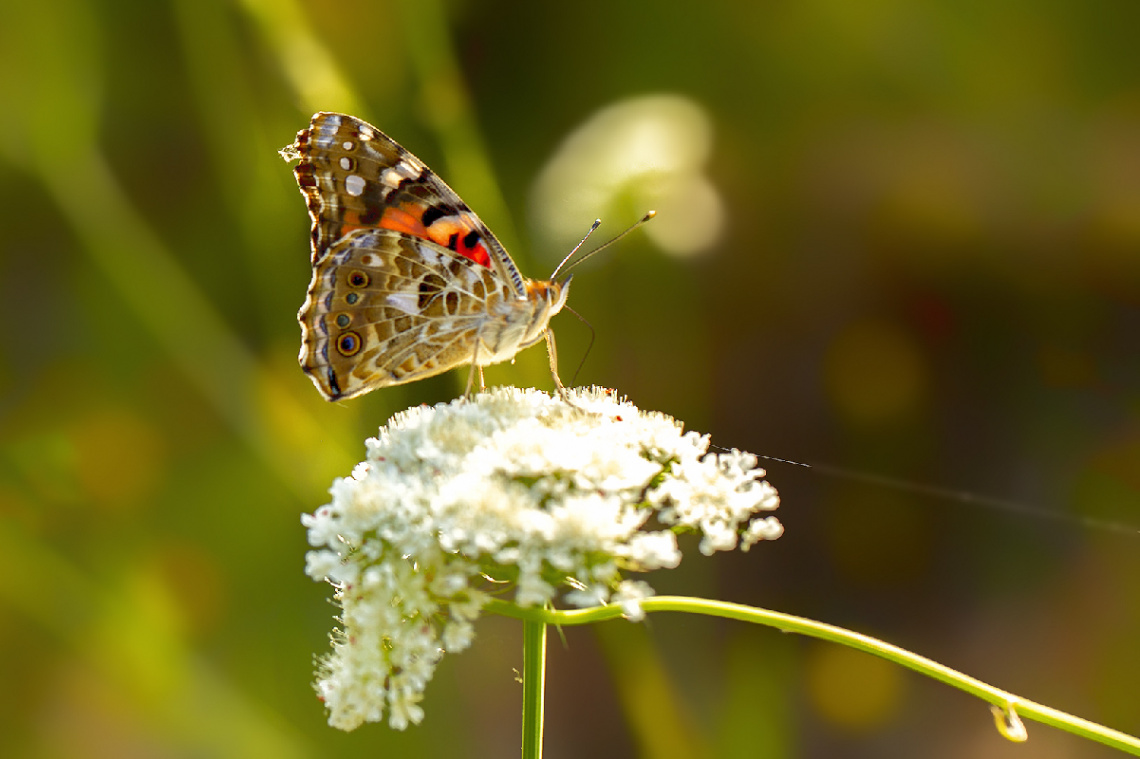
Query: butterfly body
[{"left": 284, "top": 112, "right": 569, "bottom": 401}]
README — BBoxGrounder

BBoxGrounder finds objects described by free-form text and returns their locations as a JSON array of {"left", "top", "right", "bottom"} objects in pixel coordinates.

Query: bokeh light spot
[
  {"left": 825, "top": 319, "right": 927, "bottom": 425},
  {"left": 71, "top": 407, "right": 166, "bottom": 511},
  {"left": 807, "top": 644, "right": 904, "bottom": 731}
]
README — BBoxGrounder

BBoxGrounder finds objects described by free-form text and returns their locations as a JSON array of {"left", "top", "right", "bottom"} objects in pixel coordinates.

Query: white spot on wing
[
  {"left": 345, "top": 174, "right": 366, "bottom": 196},
  {"left": 396, "top": 160, "right": 421, "bottom": 179},
  {"left": 339, "top": 157, "right": 352, "bottom": 170},
  {"left": 380, "top": 168, "right": 404, "bottom": 189},
  {"left": 386, "top": 293, "right": 420, "bottom": 314},
  {"left": 342, "top": 141, "right": 354, "bottom": 150},
  {"left": 417, "top": 243, "right": 441, "bottom": 266}
]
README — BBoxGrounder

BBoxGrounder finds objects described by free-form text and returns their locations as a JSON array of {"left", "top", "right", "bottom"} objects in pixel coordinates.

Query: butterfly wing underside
[
  {"left": 301, "top": 229, "right": 524, "bottom": 400},
  {"left": 287, "top": 112, "right": 545, "bottom": 400}
]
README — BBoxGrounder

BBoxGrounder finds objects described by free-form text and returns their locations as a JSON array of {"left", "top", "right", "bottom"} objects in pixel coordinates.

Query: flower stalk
[
  {"left": 489, "top": 596, "right": 1140, "bottom": 756},
  {"left": 521, "top": 619, "right": 547, "bottom": 759}
]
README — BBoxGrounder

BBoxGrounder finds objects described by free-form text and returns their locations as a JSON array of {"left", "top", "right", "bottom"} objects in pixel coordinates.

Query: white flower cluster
[{"left": 302, "top": 386, "right": 781, "bottom": 731}]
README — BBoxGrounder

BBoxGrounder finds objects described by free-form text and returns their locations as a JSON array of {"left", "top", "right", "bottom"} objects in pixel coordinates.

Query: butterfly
[{"left": 280, "top": 112, "right": 575, "bottom": 402}]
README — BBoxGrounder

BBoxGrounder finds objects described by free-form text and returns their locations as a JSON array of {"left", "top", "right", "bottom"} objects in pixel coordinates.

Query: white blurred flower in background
[{"left": 530, "top": 94, "right": 725, "bottom": 259}]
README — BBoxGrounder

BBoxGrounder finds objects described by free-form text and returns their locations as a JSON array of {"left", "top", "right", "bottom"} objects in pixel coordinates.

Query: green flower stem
[
  {"left": 487, "top": 596, "right": 1140, "bottom": 756},
  {"left": 521, "top": 619, "right": 547, "bottom": 759}
]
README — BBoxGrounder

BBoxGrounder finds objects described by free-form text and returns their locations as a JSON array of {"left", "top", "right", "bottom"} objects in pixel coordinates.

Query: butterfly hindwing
[{"left": 299, "top": 229, "right": 521, "bottom": 400}]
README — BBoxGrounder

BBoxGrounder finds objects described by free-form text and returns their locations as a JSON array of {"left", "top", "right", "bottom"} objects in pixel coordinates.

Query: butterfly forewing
[{"left": 294, "top": 113, "right": 524, "bottom": 292}]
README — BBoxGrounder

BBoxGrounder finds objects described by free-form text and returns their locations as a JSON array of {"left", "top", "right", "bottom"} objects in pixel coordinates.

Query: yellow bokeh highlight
[
  {"left": 806, "top": 644, "right": 904, "bottom": 731},
  {"left": 147, "top": 541, "right": 226, "bottom": 637},
  {"left": 70, "top": 407, "right": 167, "bottom": 511},
  {"left": 825, "top": 319, "right": 927, "bottom": 425}
]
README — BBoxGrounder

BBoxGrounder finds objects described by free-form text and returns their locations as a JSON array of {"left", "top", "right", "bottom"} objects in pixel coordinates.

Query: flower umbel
[{"left": 302, "top": 386, "right": 781, "bottom": 731}]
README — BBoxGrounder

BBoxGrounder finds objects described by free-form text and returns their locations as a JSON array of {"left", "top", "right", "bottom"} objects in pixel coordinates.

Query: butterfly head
[{"left": 524, "top": 276, "right": 572, "bottom": 330}]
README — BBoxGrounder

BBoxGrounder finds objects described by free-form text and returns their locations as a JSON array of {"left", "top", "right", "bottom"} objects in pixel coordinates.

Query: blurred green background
[{"left": 2, "top": 0, "right": 1138, "bottom": 756}]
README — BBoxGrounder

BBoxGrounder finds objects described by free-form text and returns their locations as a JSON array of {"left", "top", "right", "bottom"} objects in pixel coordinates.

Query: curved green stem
[{"left": 486, "top": 596, "right": 1140, "bottom": 756}]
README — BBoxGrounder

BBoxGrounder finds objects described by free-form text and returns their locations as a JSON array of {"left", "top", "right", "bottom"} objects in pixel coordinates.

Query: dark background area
[{"left": 1, "top": 0, "right": 1137, "bottom": 756}]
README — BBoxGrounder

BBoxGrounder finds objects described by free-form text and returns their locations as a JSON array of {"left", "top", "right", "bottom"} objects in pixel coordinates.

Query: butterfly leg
[
  {"left": 544, "top": 329, "right": 571, "bottom": 402},
  {"left": 464, "top": 342, "right": 482, "bottom": 399},
  {"left": 463, "top": 363, "right": 478, "bottom": 398},
  {"left": 463, "top": 334, "right": 488, "bottom": 399}
]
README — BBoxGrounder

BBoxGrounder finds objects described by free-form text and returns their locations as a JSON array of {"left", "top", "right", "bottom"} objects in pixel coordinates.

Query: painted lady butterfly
[{"left": 280, "top": 112, "right": 576, "bottom": 402}]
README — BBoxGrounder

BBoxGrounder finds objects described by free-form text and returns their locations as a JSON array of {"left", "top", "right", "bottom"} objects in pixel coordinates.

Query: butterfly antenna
[
  {"left": 550, "top": 210, "right": 656, "bottom": 282},
  {"left": 550, "top": 219, "right": 602, "bottom": 281}
]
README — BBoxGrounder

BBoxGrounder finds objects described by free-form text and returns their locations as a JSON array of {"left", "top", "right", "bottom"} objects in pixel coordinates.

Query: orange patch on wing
[
  {"left": 334, "top": 210, "right": 372, "bottom": 239},
  {"left": 373, "top": 205, "right": 494, "bottom": 267},
  {"left": 380, "top": 206, "right": 493, "bottom": 268},
  {"left": 424, "top": 215, "right": 493, "bottom": 267},
  {"left": 455, "top": 229, "right": 492, "bottom": 267},
  {"left": 380, "top": 205, "right": 429, "bottom": 237}
]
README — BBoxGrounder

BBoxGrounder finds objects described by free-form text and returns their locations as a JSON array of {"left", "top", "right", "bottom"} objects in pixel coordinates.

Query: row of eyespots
[{"left": 335, "top": 268, "right": 373, "bottom": 356}]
